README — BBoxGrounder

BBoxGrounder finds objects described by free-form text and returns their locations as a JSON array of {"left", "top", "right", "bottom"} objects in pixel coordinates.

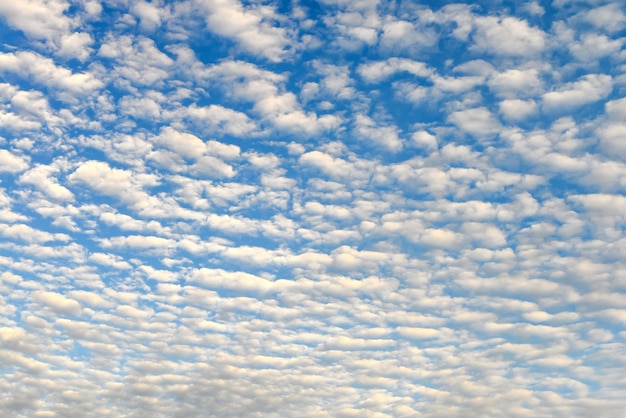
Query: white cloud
[
  {"left": 0, "top": 0, "right": 94, "bottom": 61},
  {"left": 412, "top": 130, "right": 438, "bottom": 150},
  {"left": 396, "top": 326, "right": 440, "bottom": 340},
  {"left": 569, "top": 33, "right": 625, "bottom": 61},
  {"left": 254, "top": 92, "right": 341, "bottom": 135},
  {"left": 67, "top": 160, "right": 159, "bottom": 203},
  {"left": 522, "top": 1, "right": 545, "bottom": 16},
  {"left": 0, "top": 0, "right": 65, "bottom": 37},
  {"left": 155, "top": 127, "right": 206, "bottom": 159},
  {"left": 460, "top": 222, "right": 507, "bottom": 248},
  {"left": 542, "top": 74, "right": 613, "bottom": 111},
  {"left": 88, "top": 252, "right": 132, "bottom": 270},
  {"left": 0, "top": 149, "right": 29, "bottom": 172},
  {"left": 185, "top": 104, "right": 257, "bottom": 136},
  {"left": 10, "top": 90, "right": 62, "bottom": 127},
  {"left": 57, "top": 32, "right": 94, "bottom": 61},
  {"left": 606, "top": 97, "right": 626, "bottom": 120},
  {"left": 488, "top": 69, "right": 542, "bottom": 97},
  {"left": 420, "top": 228, "right": 462, "bottom": 248},
  {"left": 380, "top": 19, "right": 438, "bottom": 52},
  {"left": 0, "top": 223, "right": 69, "bottom": 243},
  {"left": 431, "top": 75, "right": 484, "bottom": 94},
  {"left": 499, "top": 99, "right": 537, "bottom": 121},
  {"left": 191, "top": 155, "right": 236, "bottom": 178},
  {"left": 131, "top": 1, "right": 164, "bottom": 31},
  {"left": 354, "top": 114, "right": 403, "bottom": 152},
  {"left": 597, "top": 123, "right": 626, "bottom": 158},
  {"left": 19, "top": 163, "right": 74, "bottom": 201},
  {"left": 318, "top": 3, "right": 382, "bottom": 51},
  {"left": 119, "top": 96, "right": 162, "bottom": 120},
  {"left": 190, "top": 268, "right": 273, "bottom": 293},
  {"left": 0, "top": 51, "right": 102, "bottom": 96},
  {"left": 98, "top": 35, "right": 174, "bottom": 87},
  {"left": 205, "top": 60, "right": 286, "bottom": 99},
  {"left": 195, "top": 0, "right": 292, "bottom": 62},
  {"left": 452, "top": 59, "right": 496, "bottom": 77},
  {"left": 579, "top": 3, "right": 626, "bottom": 33},
  {"left": 569, "top": 193, "right": 626, "bottom": 218},
  {"left": 299, "top": 150, "right": 369, "bottom": 180},
  {"left": 358, "top": 58, "right": 431, "bottom": 83},
  {"left": 99, "top": 211, "right": 165, "bottom": 233},
  {"left": 68, "top": 161, "right": 132, "bottom": 198},
  {"left": 472, "top": 16, "right": 546, "bottom": 56},
  {"left": 1, "top": 2, "right": 626, "bottom": 416},
  {"left": 32, "top": 291, "right": 82, "bottom": 315},
  {"left": 448, "top": 107, "right": 501, "bottom": 136},
  {"left": 317, "top": 0, "right": 380, "bottom": 12},
  {"left": 101, "top": 235, "right": 176, "bottom": 249},
  {"left": 205, "top": 61, "right": 338, "bottom": 136},
  {"left": 311, "top": 61, "right": 356, "bottom": 100},
  {"left": 323, "top": 335, "right": 395, "bottom": 350}
]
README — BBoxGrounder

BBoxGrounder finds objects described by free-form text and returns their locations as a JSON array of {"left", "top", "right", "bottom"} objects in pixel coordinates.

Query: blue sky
[{"left": 1, "top": 0, "right": 626, "bottom": 416}]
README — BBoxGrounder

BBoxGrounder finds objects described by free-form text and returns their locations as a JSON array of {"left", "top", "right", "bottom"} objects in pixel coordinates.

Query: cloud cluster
[{"left": 1, "top": 0, "right": 626, "bottom": 417}]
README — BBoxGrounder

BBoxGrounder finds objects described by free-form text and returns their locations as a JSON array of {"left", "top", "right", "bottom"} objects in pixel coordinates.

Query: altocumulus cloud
[{"left": 0, "top": 1, "right": 626, "bottom": 417}]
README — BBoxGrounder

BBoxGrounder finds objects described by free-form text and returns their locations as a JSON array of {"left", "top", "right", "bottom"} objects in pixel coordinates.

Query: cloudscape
[{"left": 1, "top": 0, "right": 626, "bottom": 416}]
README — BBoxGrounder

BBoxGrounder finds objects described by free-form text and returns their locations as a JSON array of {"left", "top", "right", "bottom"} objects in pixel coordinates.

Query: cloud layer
[{"left": 1, "top": 0, "right": 626, "bottom": 417}]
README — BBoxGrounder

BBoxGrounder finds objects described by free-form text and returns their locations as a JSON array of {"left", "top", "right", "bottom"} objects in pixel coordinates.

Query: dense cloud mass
[{"left": 1, "top": 0, "right": 626, "bottom": 417}]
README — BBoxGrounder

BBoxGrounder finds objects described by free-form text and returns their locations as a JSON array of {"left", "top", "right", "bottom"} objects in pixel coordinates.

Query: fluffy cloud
[
  {"left": 19, "top": 163, "right": 74, "bottom": 201},
  {"left": 358, "top": 58, "right": 431, "bottom": 83},
  {"left": 0, "top": 51, "right": 102, "bottom": 96},
  {"left": 472, "top": 16, "right": 546, "bottom": 56},
  {"left": 448, "top": 107, "right": 501, "bottom": 136},
  {"left": 499, "top": 99, "right": 537, "bottom": 120},
  {"left": 0, "top": 0, "right": 94, "bottom": 60},
  {"left": 68, "top": 160, "right": 155, "bottom": 200},
  {"left": 0, "top": 149, "right": 29, "bottom": 172},
  {"left": 569, "top": 33, "right": 625, "bottom": 61},
  {"left": 195, "top": 0, "right": 292, "bottom": 62},
  {"left": 579, "top": 3, "right": 626, "bottom": 33},
  {"left": 354, "top": 114, "right": 403, "bottom": 152},
  {"left": 488, "top": 69, "right": 542, "bottom": 97},
  {"left": 542, "top": 74, "right": 613, "bottom": 111}
]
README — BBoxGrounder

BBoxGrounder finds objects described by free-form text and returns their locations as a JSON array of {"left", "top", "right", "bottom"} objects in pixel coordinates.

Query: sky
[{"left": 0, "top": 0, "right": 625, "bottom": 416}]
